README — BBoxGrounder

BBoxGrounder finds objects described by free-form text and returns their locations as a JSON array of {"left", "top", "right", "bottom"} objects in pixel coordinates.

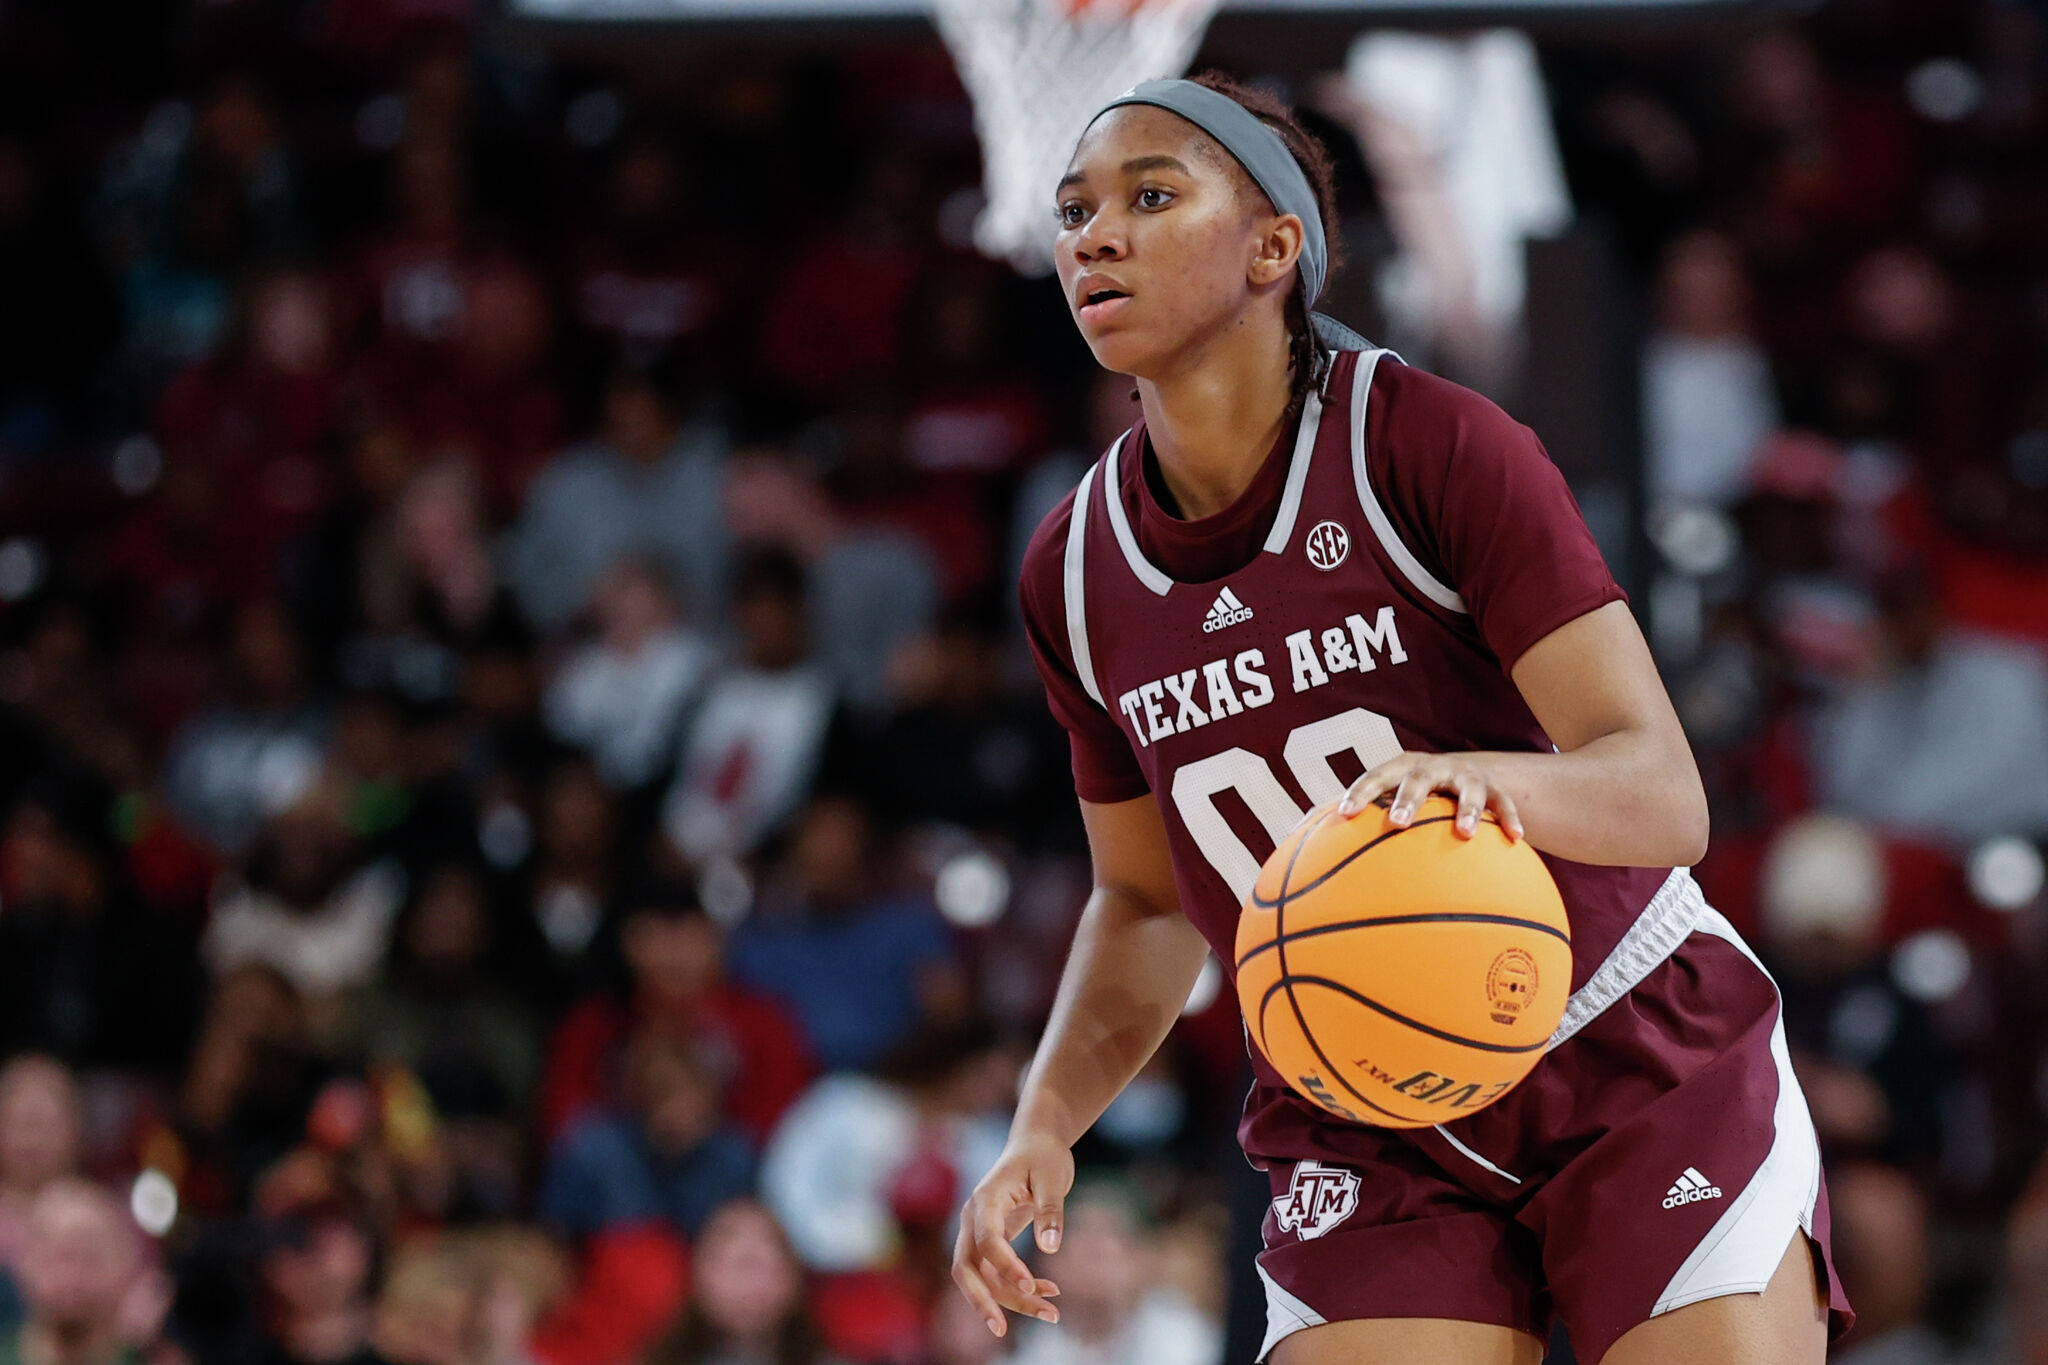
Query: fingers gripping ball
[{"left": 1234, "top": 795, "right": 1571, "bottom": 1128}]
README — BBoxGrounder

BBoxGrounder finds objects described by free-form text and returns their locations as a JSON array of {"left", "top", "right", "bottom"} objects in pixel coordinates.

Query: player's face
[{"left": 1054, "top": 106, "right": 1271, "bottom": 377}]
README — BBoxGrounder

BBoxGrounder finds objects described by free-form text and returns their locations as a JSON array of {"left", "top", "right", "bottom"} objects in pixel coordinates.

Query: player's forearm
[
  {"left": 1473, "top": 727, "right": 1709, "bottom": 868},
  {"left": 1010, "top": 887, "right": 1211, "bottom": 1150}
]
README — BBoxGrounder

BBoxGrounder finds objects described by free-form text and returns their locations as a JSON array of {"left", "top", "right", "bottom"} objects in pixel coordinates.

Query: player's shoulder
[
  {"left": 1017, "top": 441, "right": 1126, "bottom": 611},
  {"left": 1017, "top": 459, "right": 1093, "bottom": 635},
  {"left": 1363, "top": 353, "right": 1536, "bottom": 453},
  {"left": 1019, "top": 480, "right": 1080, "bottom": 584}
]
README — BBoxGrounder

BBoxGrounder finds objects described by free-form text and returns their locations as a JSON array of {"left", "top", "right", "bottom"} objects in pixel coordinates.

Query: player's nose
[{"left": 1073, "top": 208, "right": 1126, "bottom": 263}]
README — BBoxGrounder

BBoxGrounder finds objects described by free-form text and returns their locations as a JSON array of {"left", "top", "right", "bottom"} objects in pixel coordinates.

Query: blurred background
[{"left": 0, "top": 0, "right": 2043, "bottom": 1361}]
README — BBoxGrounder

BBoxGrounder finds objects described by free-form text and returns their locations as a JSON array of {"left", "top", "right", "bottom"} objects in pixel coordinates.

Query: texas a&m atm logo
[{"left": 1272, "top": 1161, "right": 1360, "bottom": 1240}]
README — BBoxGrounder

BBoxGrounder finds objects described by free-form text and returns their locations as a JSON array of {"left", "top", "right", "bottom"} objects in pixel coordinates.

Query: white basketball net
[{"left": 932, "top": 0, "right": 1223, "bottom": 276}]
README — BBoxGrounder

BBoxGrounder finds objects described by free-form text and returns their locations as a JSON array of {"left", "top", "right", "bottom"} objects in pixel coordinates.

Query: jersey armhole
[
  {"left": 1062, "top": 459, "right": 1107, "bottom": 708},
  {"left": 1348, "top": 351, "right": 1469, "bottom": 616}
]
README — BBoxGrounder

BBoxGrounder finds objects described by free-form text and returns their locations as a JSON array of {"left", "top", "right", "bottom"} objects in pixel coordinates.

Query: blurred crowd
[{"left": 0, "top": 0, "right": 2043, "bottom": 1362}]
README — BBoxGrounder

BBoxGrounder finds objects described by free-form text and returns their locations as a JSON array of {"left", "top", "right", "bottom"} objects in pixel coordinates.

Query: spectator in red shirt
[
  {"left": 755, "top": 150, "right": 931, "bottom": 409},
  {"left": 564, "top": 136, "right": 731, "bottom": 390},
  {"left": 900, "top": 258, "right": 1050, "bottom": 482},
  {"left": 641, "top": 1200, "right": 842, "bottom": 1365},
  {"left": 152, "top": 266, "right": 343, "bottom": 585},
  {"left": 346, "top": 135, "right": 475, "bottom": 360},
  {"left": 1710, "top": 30, "right": 1918, "bottom": 256},
  {"left": 537, "top": 1032, "right": 755, "bottom": 1241},
  {"left": 361, "top": 258, "right": 563, "bottom": 519},
  {"left": 540, "top": 881, "right": 812, "bottom": 1148}
]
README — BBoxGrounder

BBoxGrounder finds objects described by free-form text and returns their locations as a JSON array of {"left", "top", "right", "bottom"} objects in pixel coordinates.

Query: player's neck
[{"left": 1135, "top": 324, "right": 1295, "bottom": 522}]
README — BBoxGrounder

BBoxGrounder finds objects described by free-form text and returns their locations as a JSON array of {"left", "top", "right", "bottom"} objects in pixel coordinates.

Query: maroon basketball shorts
[{"left": 1250, "top": 903, "right": 1856, "bottom": 1364}]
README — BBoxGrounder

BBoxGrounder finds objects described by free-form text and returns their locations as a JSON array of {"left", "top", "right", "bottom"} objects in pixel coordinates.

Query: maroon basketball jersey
[{"left": 1019, "top": 349, "right": 1703, "bottom": 1148}]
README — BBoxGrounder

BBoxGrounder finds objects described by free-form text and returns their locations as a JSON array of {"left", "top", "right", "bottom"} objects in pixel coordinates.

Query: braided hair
[{"left": 1189, "top": 71, "right": 1346, "bottom": 405}]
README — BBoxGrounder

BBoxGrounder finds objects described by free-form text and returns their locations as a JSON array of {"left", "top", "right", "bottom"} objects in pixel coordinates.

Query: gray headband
[{"left": 1089, "top": 78, "right": 1327, "bottom": 306}]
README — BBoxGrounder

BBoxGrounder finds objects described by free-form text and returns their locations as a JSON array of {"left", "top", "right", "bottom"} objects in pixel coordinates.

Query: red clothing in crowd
[
  {"left": 153, "top": 358, "right": 340, "bottom": 571},
  {"left": 540, "top": 984, "right": 815, "bottom": 1146},
  {"left": 530, "top": 1224, "right": 689, "bottom": 1365}
]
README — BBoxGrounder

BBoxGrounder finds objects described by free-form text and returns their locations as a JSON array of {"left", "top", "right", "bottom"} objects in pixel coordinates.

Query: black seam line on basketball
[
  {"left": 1265, "top": 810, "right": 1314, "bottom": 1063},
  {"left": 1235, "top": 912, "right": 1570, "bottom": 971},
  {"left": 1271, "top": 810, "right": 1421, "bottom": 1125},
  {"left": 1249, "top": 813, "right": 1486, "bottom": 909},
  {"left": 1280, "top": 975, "right": 1549, "bottom": 1054},
  {"left": 1256, "top": 978, "right": 1422, "bottom": 1124}
]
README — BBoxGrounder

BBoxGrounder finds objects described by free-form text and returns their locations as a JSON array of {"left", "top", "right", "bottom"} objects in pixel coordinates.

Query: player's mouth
[{"left": 1075, "top": 276, "right": 1133, "bottom": 326}]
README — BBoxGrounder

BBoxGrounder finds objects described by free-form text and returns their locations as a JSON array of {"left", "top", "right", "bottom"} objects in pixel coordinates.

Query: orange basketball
[{"left": 1234, "top": 794, "right": 1571, "bottom": 1129}]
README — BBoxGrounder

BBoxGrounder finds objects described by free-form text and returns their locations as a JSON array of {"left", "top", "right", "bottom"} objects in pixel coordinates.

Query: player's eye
[
  {"left": 1136, "top": 186, "right": 1175, "bottom": 210},
  {"left": 1056, "top": 200, "right": 1087, "bottom": 227}
]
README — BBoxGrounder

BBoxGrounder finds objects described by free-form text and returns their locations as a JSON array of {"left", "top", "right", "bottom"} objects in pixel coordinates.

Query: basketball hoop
[{"left": 931, "top": 0, "right": 1223, "bottom": 276}]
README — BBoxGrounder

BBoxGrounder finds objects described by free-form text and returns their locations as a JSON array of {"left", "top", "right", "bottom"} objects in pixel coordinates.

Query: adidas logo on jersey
[
  {"left": 1662, "top": 1167, "right": 1723, "bottom": 1209},
  {"left": 1203, "top": 587, "right": 1254, "bottom": 633}
]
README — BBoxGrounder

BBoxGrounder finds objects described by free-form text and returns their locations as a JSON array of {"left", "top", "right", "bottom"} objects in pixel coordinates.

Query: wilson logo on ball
[{"left": 1486, "top": 949, "right": 1539, "bottom": 1025}]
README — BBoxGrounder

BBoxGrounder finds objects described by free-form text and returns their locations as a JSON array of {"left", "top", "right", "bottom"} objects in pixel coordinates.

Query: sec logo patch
[{"left": 1306, "top": 520, "right": 1350, "bottom": 571}]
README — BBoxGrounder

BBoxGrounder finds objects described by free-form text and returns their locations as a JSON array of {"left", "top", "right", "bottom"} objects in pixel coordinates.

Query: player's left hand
[{"left": 1337, "top": 751, "right": 1524, "bottom": 842}]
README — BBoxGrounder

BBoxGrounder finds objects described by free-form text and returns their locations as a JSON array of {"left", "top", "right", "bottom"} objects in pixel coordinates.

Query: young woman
[
  {"left": 953, "top": 74, "right": 1854, "bottom": 1365},
  {"left": 647, "top": 1199, "right": 842, "bottom": 1365}
]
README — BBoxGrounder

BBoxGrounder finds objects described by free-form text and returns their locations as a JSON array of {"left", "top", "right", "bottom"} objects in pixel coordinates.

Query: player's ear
[{"left": 1249, "top": 213, "right": 1305, "bottom": 290}]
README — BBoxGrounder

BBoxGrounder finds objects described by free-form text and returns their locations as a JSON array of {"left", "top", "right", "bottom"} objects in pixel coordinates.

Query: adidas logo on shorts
[
  {"left": 1203, "top": 587, "right": 1254, "bottom": 633},
  {"left": 1662, "top": 1167, "right": 1723, "bottom": 1209}
]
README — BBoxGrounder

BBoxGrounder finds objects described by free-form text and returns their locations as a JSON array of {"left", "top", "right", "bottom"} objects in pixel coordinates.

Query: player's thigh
[
  {"left": 1271, "top": 1317, "right": 1545, "bottom": 1365},
  {"left": 1599, "top": 1231, "right": 1828, "bottom": 1365}
]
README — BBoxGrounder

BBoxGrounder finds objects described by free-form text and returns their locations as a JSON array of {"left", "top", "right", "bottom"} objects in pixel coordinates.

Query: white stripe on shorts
[
  {"left": 1257, "top": 1261, "right": 1327, "bottom": 1363},
  {"left": 1549, "top": 866, "right": 1705, "bottom": 1049},
  {"left": 1653, "top": 907, "right": 1822, "bottom": 1316}
]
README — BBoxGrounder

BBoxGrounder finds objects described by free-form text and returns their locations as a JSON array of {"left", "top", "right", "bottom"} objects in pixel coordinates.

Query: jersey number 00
[{"left": 1169, "top": 706, "right": 1403, "bottom": 901}]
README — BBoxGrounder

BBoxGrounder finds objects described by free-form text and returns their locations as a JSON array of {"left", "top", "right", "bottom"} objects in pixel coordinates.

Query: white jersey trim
[
  {"left": 1348, "top": 349, "right": 1470, "bottom": 614},
  {"left": 1097, "top": 369, "right": 1336, "bottom": 591},
  {"left": 1261, "top": 357, "right": 1334, "bottom": 556},
  {"left": 1549, "top": 866, "right": 1705, "bottom": 1048},
  {"left": 1098, "top": 432, "right": 1175, "bottom": 597},
  {"left": 1654, "top": 908, "right": 1822, "bottom": 1317},
  {"left": 1062, "top": 459, "right": 1106, "bottom": 707}
]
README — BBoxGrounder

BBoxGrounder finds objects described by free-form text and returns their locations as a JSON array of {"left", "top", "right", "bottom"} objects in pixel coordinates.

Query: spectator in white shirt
[
  {"left": 1642, "top": 229, "right": 1780, "bottom": 517},
  {"left": 661, "top": 547, "right": 837, "bottom": 864},
  {"left": 543, "top": 560, "right": 714, "bottom": 791}
]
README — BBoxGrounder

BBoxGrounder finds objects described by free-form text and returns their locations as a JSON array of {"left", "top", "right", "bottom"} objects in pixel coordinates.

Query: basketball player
[{"left": 952, "top": 75, "right": 1854, "bottom": 1364}]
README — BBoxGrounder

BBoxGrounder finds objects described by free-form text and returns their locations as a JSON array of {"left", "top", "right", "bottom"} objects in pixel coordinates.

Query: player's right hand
[{"left": 951, "top": 1133, "right": 1073, "bottom": 1338}]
